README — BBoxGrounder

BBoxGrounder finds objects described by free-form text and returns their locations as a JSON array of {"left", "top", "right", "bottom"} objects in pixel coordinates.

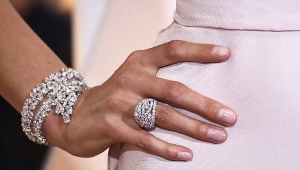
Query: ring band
[{"left": 134, "top": 98, "right": 157, "bottom": 129}]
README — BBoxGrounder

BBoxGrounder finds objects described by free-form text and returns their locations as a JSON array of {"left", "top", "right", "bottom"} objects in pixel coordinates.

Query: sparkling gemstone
[
  {"left": 67, "top": 72, "right": 73, "bottom": 79},
  {"left": 63, "top": 114, "right": 70, "bottom": 124},
  {"left": 49, "top": 98, "right": 58, "bottom": 106},
  {"left": 29, "top": 103, "right": 36, "bottom": 110},
  {"left": 62, "top": 71, "right": 67, "bottom": 77},
  {"left": 65, "top": 106, "right": 73, "bottom": 115},
  {"left": 37, "top": 122, "right": 42, "bottom": 129},
  {"left": 57, "top": 92, "right": 66, "bottom": 101},
  {"left": 71, "top": 81, "right": 78, "bottom": 86},
  {"left": 65, "top": 87, "right": 71, "bottom": 95},
  {"left": 68, "top": 94, "right": 77, "bottom": 104},
  {"left": 56, "top": 72, "right": 62, "bottom": 77},
  {"left": 75, "top": 86, "right": 82, "bottom": 91},
  {"left": 55, "top": 103, "right": 64, "bottom": 114},
  {"left": 43, "top": 104, "right": 51, "bottom": 112},
  {"left": 23, "top": 105, "right": 29, "bottom": 112}
]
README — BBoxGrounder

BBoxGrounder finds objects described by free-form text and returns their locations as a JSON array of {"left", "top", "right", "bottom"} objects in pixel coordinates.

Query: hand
[{"left": 43, "top": 40, "right": 237, "bottom": 161}]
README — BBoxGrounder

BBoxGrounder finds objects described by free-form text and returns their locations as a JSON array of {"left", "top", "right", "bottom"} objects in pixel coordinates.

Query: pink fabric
[
  {"left": 109, "top": 1, "right": 300, "bottom": 169},
  {"left": 174, "top": 0, "right": 300, "bottom": 31}
]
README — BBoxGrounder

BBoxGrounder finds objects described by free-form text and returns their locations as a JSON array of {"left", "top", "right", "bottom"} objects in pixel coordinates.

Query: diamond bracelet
[{"left": 21, "top": 68, "right": 89, "bottom": 145}]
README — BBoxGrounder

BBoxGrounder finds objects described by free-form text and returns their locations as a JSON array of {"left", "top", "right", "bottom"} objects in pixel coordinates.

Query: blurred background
[
  {"left": 1, "top": 0, "right": 175, "bottom": 169},
  {"left": 1, "top": 0, "right": 72, "bottom": 169}
]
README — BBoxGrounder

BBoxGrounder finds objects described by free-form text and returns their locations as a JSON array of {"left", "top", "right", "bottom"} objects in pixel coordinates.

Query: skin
[{"left": 0, "top": 1, "right": 237, "bottom": 161}]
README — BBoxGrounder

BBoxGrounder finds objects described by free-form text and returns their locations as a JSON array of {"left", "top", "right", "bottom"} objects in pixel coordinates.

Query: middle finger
[{"left": 143, "top": 77, "right": 237, "bottom": 127}]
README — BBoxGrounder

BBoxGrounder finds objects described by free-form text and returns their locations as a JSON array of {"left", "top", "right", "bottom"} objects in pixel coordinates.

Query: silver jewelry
[
  {"left": 21, "top": 68, "right": 89, "bottom": 145},
  {"left": 32, "top": 98, "right": 52, "bottom": 145},
  {"left": 134, "top": 98, "right": 157, "bottom": 129},
  {"left": 21, "top": 83, "right": 49, "bottom": 142}
]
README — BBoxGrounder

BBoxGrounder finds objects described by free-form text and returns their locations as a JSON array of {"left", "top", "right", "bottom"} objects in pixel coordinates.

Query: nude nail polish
[
  {"left": 178, "top": 152, "right": 193, "bottom": 161},
  {"left": 212, "top": 46, "right": 229, "bottom": 57},
  {"left": 207, "top": 128, "right": 227, "bottom": 143},
  {"left": 218, "top": 108, "right": 237, "bottom": 125}
]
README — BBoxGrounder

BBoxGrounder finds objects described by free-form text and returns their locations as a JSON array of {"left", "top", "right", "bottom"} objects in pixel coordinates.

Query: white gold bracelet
[
  {"left": 21, "top": 83, "right": 48, "bottom": 142},
  {"left": 21, "top": 68, "right": 89, "bottom": 145}
]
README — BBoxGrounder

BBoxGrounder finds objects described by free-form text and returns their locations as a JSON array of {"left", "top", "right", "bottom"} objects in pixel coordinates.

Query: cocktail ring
[{"left": 134, "top": 98, "right": 157, "bottom": 129}]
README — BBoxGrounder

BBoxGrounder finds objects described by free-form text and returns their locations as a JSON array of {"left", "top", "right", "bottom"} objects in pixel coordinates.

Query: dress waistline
[{"left": 174, "top": 0, "right": 300, "bottom": 31}]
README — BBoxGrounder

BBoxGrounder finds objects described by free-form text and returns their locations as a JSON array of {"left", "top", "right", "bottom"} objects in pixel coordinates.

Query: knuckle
[
  {"left": 115, "top": 70, "right": 135, "bottom": 87},
  {"left": 163, "top": 81, "right": 186, "bottom": 101},
  {"left": 196, "top": 123, "right": 210, "bottom": 138},
  {"left": 164, "top": 147, "right": 177, "bottom": 160},
  {"left": 156, "top": 107, "right": 173, "bottom": 126},
  {"left": 203, "top": 100, "right": 219, "bottom": 115},
  {"left": 102, "top": 116, "right": 115, "bottom": 131},
  {"left": 100, "top": 114, "right": 120, "bottom": 140},
  {"left": 137, "top": 136, "right": 152, "bottom": 151},
  {"left": 166, "top": 40, "right": 184, "bottom": 57},
  {"left": 106, "top": 96, "right": 124, "bottom": 111},
  {"left": 126, "top": 50, "right": 143, "bottom": 63}
]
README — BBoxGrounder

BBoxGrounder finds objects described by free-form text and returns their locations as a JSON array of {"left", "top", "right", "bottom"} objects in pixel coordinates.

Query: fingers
[
  {"left": 144, "top": 77, "right": 237, "bottom": 127},
  {"left": 139, "top": 40, "right": 230, "bottom": 69},
  {"left": 155, "top": 105, "right": 227, "bottom": 144},
  {"left": 112, "top": 40, "right": 234, "bottom": 161},
  {"left": 122, "top": 127, "right": 193, "bottom": 161}
]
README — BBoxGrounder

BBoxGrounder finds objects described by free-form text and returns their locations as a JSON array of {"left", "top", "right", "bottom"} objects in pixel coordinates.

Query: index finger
[{"left": 140, "top": 40, "right": 230, "bottom": 69}]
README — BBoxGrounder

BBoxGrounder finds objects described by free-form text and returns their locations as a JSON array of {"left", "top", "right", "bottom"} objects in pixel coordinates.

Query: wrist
[
  {"left": 42, "top": 110, "right": 65, "bottom": 147},
  {"left": 20, "top": 68, "right": 89, "bottom": 146}
]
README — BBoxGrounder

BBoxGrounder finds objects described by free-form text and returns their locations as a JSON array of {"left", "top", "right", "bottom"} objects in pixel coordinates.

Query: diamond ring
[{"left": 134, "top": 98, "right": 157, "bottom": 129}]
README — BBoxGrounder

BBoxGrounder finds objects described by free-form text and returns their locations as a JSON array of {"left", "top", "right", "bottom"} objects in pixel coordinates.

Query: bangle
[
  {"left": 21, "top": 83, "right": 48, "bottom": 142},
  {"left": 21, "top": 68, "right": 89, "bottom": 145}
]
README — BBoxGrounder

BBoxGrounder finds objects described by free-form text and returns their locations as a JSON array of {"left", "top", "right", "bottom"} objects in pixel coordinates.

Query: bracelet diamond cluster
[{"left": 21, "top": 68, "right": 89, "bottom": 145}]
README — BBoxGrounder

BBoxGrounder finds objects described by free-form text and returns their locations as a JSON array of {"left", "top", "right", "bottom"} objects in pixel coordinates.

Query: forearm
[{"left": 0, "top": 0, "right": 66, "bottom": 112}]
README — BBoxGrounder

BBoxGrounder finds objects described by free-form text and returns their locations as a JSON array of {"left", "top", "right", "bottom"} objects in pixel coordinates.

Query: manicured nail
[
  {"left": 178, "top": 152, "right": 193, "bottom": 161},
  {"left": 212, "top": 46, "right": 229, "bottom": 57},
  {"left": 218, "top": 109, "right": 237, "bottom": 125},
  {"left": 207, "top": 128, "right": 227, "bottom": 143}
]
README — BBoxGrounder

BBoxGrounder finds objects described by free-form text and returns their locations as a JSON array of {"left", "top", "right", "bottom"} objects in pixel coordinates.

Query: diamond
[
  {"left": 29, "top": 103, "right": 36, "bottom": 110},
  {"left": 21, "top": 68, "right": 89, "bottom": 145},
  {"left": 65, "top": 106, "right": 73, "bottom": 115},
  {"left": 57, "top": 92, "right": 66, "bottom": 101},
  {"left": 63, "top": 114, "right": 70, "bottom": 124},
  {"left": 55, "top": 103, "right": 64, "bottom": 114}
]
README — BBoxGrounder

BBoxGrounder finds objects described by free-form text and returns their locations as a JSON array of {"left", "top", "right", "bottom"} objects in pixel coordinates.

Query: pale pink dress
[{"left": 109, "top": 1, "right": 300, "bottom": 169}]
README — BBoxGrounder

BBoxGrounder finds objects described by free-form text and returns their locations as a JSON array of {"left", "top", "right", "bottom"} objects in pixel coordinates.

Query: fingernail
[
  {"left": 212, "top": 46, "right": 229, "bottom": 57},
  {"left": 207, "top": 128, "right": 227, "bottom": 143},
  {"left": 218, "top": 109, "right": 237, "bottom": 125},
  {"left": 178, "top": 152, "right": 193, "bottom": 161}
]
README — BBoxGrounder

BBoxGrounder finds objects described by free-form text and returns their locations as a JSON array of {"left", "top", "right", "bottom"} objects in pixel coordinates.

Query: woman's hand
[{"left": 43, "top": 40, "right": 237, "bottom": 161}]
